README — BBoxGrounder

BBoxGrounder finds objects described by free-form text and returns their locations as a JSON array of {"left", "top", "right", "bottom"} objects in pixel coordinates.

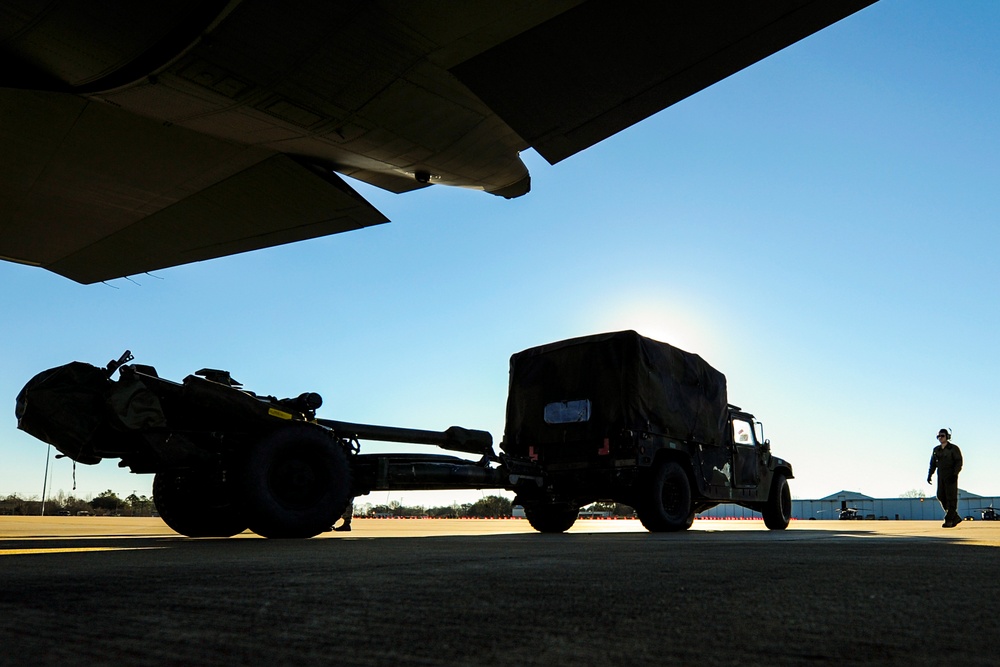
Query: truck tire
[
  {"left": 241, "top": 425, "right": 351, "bottom": 539},
  {"left": 761, "top": 473, "right": 791, "bottom": 530},
  {"left": 153, "top": 469, "right": 248, "bottom": 538},
  {"left": 524, "top": 503, "right": 579, "bottom": 533},
  {"left": 636, "top": 460, "right": 694, "bottom": 532}
]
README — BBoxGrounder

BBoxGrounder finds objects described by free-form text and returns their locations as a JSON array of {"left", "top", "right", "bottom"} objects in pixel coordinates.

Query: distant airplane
[{"left": 0, "top": 1, "right": 876, "bottom": 283}]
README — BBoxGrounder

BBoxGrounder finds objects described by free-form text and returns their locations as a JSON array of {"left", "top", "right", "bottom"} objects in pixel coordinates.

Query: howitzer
[{"left": 15, "top": 351, "right": 538, "bottom": 539}]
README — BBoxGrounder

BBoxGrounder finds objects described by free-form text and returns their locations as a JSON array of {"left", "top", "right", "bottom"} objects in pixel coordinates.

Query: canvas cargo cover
[
  {"left": 16, "top": 362, "right": 115, "bottom": 464},
  {"left": 503, "top": 331, "right": 728, "bottom": 451}
]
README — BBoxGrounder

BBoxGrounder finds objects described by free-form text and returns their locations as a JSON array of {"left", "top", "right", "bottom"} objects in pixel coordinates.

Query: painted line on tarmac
[{"left": 0, "top": 546, "right": 166, "bottom": 556}]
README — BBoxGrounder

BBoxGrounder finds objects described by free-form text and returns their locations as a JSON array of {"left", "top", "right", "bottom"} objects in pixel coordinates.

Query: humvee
[{"left": 500, "top": 330, "right": 793, "bottom": 532}]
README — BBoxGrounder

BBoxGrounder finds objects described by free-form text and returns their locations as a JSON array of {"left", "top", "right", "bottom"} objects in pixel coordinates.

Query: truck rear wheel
[
  {"left": 636, "top": 460, "right": 694, "bottom": 532},
  {"left": 761, "top": 473, "right": 791, "bottom": 530},
  {"left": 153, "top": 469, "right": 248, "bottom": 538},
  {"left": 241, "top": 425, "right": 351, "bottom": 539},
  {"left": 524, "top": 503, "right": 579, "bottom": 533}
]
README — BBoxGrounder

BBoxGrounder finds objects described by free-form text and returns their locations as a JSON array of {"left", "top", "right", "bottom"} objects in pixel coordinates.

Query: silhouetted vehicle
[
  {"left": 16, "top": 332, "right": 793, "bottom": 537},
  {"left": 500, "top": 331, "right": 794, "bottom": 532},
  {"left": 16, "top": 351, "right": 505, "bottom": 539}
]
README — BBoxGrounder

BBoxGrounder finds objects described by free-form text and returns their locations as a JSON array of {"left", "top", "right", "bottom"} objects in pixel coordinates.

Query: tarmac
[{"left": 1, "top": 517, "right": 998, "bottom": 666}]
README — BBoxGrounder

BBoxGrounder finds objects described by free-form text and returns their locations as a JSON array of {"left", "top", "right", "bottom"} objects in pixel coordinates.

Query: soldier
[
  {"left": 333, "top": 501, "right": 354, "bottom": 532},
  {"left": 927, "top": 428, "right": 963, "bottom": 528}
]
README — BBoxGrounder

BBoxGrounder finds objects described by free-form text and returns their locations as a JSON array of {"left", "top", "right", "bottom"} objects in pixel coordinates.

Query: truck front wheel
[
  {"left": 241, "top": 425, "right": 352, "bottom": 538},
  {"left": 524, "top": 503, "right": 579, "bottom": 533},
  {"left": 761, "top": 473, "right": 792, "bottom": 530},
  {"left": 636, "top": 460, "right": 694, "bottom": 532}
]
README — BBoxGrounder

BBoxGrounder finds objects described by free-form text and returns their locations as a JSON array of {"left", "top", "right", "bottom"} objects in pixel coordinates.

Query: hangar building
[{"left": 699, "top": 490, "right": 999, "bottom": 521}]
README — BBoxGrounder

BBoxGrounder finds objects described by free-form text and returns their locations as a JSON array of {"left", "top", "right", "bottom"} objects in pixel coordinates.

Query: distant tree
[
  {"left": 586, "top": 501, "right": 635, "bottom": 517},
  {"left": 90, "top": 489, "right": 123, "bottom": 513},
  {"left": 900, "top": 489, "right": 927, "bottom": 498},
  {"left": 0, "top": 493, "right": 27, "bottom": 515},
  {"left": 466, "top": 495, "right": 512, "bottom": 518},
  {"left": 426, "top": 505, "right": 460, "bottom": 518},
  {"left": 370, "top": 502, "right": 426, "bottom": 517},
  {"left": 63, "top": 495, "right": 91, "bottom": 515},
  {"left": 124, "top": 493, "right": 155, "bottom": 517}
]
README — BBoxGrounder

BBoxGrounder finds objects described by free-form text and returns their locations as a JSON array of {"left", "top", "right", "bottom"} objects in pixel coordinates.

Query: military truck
[
  {"left": 501, "top": 331, "right": 793, "bottom": 532},
  {"left": 14, "top": 331, "right": 792, "bottom": 537}
]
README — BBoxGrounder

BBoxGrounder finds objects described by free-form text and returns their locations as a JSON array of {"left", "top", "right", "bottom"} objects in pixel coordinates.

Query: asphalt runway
[{"left": 1, "top": 518, "right": 998, "bottom": 666}]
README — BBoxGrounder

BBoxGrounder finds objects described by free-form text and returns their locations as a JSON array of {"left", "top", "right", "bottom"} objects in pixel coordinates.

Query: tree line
[
  {"left": 0, "top": 490, "right": 636, "bottom": 519},
  {"left": 364, "top": 495, "right": 514, "bottom": 519},
  {"left": 0, "top": 489, "right": 155, "bottom": 516},
  {"left": 360, "top": 498, "right": 634, "bottom": 519}
]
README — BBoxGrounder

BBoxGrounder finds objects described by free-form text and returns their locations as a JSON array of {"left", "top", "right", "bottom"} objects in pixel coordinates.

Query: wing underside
[
  {"left": 452, "top": 0, "right": 878, "bottom": 164},
  {"left": 0, "top": 0, "right": 877, "bottom": 283},
  {"left": 0, "top": 90, "right": 387, "bottom": 283}
]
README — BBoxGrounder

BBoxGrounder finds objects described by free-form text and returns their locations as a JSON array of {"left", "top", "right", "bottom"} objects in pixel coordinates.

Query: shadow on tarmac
[{"left": 0, "top": 529, "right": 996, "bottom": 666}]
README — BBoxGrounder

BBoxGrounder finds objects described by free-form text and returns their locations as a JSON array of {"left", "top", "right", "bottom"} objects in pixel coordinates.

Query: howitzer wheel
[
  {"left": 153, "top": 469, "right": 248, "bottom": 538},
  {"left": 241, "top": 425, "right": 351, "bottom": 539},
  {"left": 761, "top": 473, "right": 791, "bottom": 530},
  {"left": 524, "top": 503, "right": 579, "bottom": 533},
  {"left": 635, "top": 459, "right": 694, "bottom": 532}
]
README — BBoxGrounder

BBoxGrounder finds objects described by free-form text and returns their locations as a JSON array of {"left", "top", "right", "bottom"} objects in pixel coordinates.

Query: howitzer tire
[
  {"left": 524, "top": 503, "right": 579, "bottom": 533},
  {"left": 153, "top": 469, "right": 248, "bottom": 538},
  {"left": 636, "top": 460, "right": 694, "bottom": 532},
  {"left": 762, "top": 473, "right": 792, "bottom": 530},
  {"left": 242, "top": 425, "right": 351, "bottom": 539}
]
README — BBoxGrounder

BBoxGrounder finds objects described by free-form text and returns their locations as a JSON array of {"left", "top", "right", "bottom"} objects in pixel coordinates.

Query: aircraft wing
[
  {"left": 0, "top": 90, "right": 388, "bottom": 284},
  {"left": 452, "top": 1, "right": 879, "bottom": 164},
  {"left": 0, "top": 0, "right": 877, "bottom": 284}
]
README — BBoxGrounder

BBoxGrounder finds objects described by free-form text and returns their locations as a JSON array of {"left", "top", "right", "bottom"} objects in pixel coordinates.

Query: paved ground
[{"left": 1, "top": 517, "right": 997, "bottom": 666}]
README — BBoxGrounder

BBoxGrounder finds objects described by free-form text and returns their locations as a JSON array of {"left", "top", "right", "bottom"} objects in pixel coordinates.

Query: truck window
[
  {"left": 544, "top": 399, "right": 591, "bottom": 424},
  {"left": 732, "top": 418, "right": 754, "bottom": 445}
]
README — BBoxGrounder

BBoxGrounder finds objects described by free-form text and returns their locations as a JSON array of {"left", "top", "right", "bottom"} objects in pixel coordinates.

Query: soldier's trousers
[{"left": 936, "top": 475, "right": 959, "bottom": 515}]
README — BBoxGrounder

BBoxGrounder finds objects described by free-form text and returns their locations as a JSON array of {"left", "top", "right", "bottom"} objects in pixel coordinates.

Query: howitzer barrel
[
  {"left": 320, "top": 419, "right": 493, "bottom": 457},
  {"left": 380, "top": 460, "right": 507, "bottom": 490}
]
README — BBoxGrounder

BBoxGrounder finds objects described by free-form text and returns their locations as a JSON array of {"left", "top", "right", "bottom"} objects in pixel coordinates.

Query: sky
[{"left": 2, "top": 1, "right": 999, "bottom": 511}]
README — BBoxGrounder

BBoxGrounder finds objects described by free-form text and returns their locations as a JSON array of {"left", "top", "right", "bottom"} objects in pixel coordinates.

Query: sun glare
[{"left": 581, "top": 294, "right": 722, "bottom": 356}]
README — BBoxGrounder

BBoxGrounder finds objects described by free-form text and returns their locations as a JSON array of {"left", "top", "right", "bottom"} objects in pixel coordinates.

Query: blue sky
[{"left": 2, "top": 1, "right": 998, "bottom": 510}]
